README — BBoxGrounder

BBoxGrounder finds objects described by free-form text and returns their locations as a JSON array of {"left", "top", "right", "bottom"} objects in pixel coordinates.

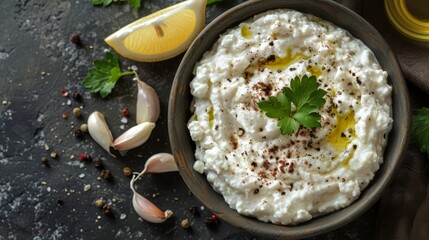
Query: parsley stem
[{"left": 120, "top": 71, "right": 136, "bottom": 77}]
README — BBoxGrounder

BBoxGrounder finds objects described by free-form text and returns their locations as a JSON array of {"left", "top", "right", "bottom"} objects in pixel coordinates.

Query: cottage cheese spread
[{"left": 188, "top": 9, "right": 392, "bottom": 225}]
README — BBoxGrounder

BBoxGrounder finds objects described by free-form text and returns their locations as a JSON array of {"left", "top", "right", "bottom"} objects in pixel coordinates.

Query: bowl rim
[{"left": 168, "top": 0, "right": 410, "bottom": 238}]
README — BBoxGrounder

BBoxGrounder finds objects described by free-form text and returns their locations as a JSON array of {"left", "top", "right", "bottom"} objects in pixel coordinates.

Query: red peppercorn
[
  {"left": 121, "top": 107, "right": 130, "bottom": 117},
  {"left": 61, "top": 89, "right": 68, "bottom": 97},
  {"left": 79, "top": 153, "right": 89, "bottom": 161},
  {"left": 210, "top": 214, "right": 218, "bottom": 222}
]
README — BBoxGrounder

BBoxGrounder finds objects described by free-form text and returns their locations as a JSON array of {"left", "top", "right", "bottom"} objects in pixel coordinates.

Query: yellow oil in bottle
[
  {"left": 406, "top": 0, "right": 429, "bottom": 21},
  {"left": 385, "top": 0, "right": 429, "bottom": 42}
]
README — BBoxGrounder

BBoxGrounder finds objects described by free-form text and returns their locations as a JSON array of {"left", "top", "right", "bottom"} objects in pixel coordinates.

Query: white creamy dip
[{"left": 188, "top": 9, "right": 392, "bottom": 225}]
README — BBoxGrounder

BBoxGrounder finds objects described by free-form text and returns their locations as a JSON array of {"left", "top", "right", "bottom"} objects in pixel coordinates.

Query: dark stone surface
[{"left": 0, "top": 0, "right": 405, "bottom": 239}]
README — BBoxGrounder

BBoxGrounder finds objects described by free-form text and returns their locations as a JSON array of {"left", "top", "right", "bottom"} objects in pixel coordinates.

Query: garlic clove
[
  {"left": 132, "top": 190, "right": 173, "bottom": 223},
  {"left": 144, "top": 153, "right": 178, "bottom": 173},
  {"left": 129, "top": 153, "right": 178, "bottom": 223},
  {"left": 113, "top": 122, "right": 155, "bottom": 151},
  {"left": 87, "top": 111, "right": 116, "bottom": 157},
  {"left": 130, "top": 175, "right": 173, "bottom": 223},
  {"left": 135, "top": 76, "right": 160, "bottom": 124}
]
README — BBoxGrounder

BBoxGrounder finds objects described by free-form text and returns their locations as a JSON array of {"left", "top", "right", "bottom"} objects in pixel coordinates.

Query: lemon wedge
[{"left": 105, "top": 0, "right": 207, "bottom": 62}]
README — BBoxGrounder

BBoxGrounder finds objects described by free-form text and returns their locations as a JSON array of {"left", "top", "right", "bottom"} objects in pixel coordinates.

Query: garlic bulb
[
  {"left": 130, "top": 153, "right": 177, "bottom": 223},
  {"left": 135, "top": 76, "right": 160, "bottom": 124},
  {"left": 87, "top": 111, "right": 116, "bottom": 157},
  {"left": 113, "top": 122, "right": 155, "bottom": 151}
]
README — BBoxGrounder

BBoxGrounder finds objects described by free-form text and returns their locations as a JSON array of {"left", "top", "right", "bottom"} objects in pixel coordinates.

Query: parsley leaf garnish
[
  {"left": 412, "top": 107, "right": 429, "bottom": 158},
  {"left": 257, "top": 75, "right": 327, "bottom": 135},
  {"left": 207, "top": 0, "right": 224, "bottom": 5},
  {"left": 92, "top": 0, "right": 141, "bottom": 11},
  {"left": 82, "top": 51, "right": 135, "bottom": 98}
]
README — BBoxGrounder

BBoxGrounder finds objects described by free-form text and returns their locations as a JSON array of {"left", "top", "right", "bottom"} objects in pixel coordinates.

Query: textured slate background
[{"left": 0, "top": 0, "right": 402, "bottom": 239}]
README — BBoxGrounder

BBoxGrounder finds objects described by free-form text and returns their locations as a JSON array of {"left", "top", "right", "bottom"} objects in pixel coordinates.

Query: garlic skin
[
  {"left": 135, "top": 76, "right": 160, "bottom": 124},
  {"left": 87, "top": 111, "right": 116, "bottom": 157},
  {"left": 130, "top": 153, "right": 177, "bottom": 223},
  {"left": 113, "top": 122, "right": 155, "bottom": 151}
]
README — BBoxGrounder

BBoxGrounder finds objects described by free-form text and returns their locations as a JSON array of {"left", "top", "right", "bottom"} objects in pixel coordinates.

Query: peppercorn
[
  {"left": 62, "top": 113, "right": 68, "bottom": 119},
  {"left": 95, "top": 198, "right": 105, "bottom": 208},
  {"left": 70, "top": 34, "right": 82, "bottom": 46},
  {"left": 72, "top": 90, "right": 82, "bottom": 101},
  {"left": 72, "top": 107, "right": 81, "bottom": 117},
  {"left": 210, "top": 214, "right": 218, "bottom": 222},
  {"left": 92, "top": 157, "right": 103, "bottom": 169},
  {"left": 74, "top": 129, "right": 83, "bottom": 138},
  {"left": 189, "top": 206, "right": 199, "bottom": 216},
  {"left": 41, "top": 156, "right": 49, "bottom": 166},
  {"left": 99, "top": 169, "right": 111, "bottom": 180},
  {"left": 80, "top": 123, "right": 88, "bottom": 133},
  {"left": 121, "top": 107, "right": 130, "bottom": 117},
  {"left": 204, "top": 218, "right": 216, "bottom": 227},
  {"left": 50, "top": 151, "right": 57, "bottom": 159},
  {"left": 102, "top": 204, "right": 112, "bottom": 216},
  {"left": 181, "top": 218, "right": 190, "bottom": 229},
  {"left": 57, "top": 199, "right": 64, "bottom": 206},
  {"left": 122, "top": 167, "right": 132, "bottom": 177},
  {"left": 79, "top": 153, "right": 90, "bottom": 161},
  {"left": 61, "top": 89, "right": 68, "bottom": 97}
]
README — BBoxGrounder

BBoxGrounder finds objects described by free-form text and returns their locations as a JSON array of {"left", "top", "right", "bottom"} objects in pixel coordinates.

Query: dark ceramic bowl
[{"left": 168, "top": 0, "right": 410, "bottom": 238}]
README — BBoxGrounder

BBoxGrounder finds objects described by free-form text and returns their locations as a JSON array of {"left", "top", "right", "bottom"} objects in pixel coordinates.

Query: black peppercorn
[
  {"left": 102, "top": 204, "right": 112, "bottom": 216},
  {"left": 189, "top": 206, "right": 199, "bottom": 216},
  {"left": 41, "top": 157, "right": 49, "bottom": 166},
  {"left": 204, "top": 217, "right": 217, "bottom": 228},
  {"left": 92, "top": 158, "right": 103, "bottom": 169},
  {"left": 74, "top": 129, "right": 83, "bottom": 138},
  {"left": 72, "top": 90, "right": 82, "bottom": 101},
  {"left": 70, "top": 34, "right": 82, "bottom": 46},
  {"left": 100, "top": 169, "right": 111, "bottom": 180}
]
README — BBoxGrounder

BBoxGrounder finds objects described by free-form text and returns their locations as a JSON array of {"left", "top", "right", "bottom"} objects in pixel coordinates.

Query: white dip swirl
[{"left": 188, "top": 9, "right": 392, "bottom": 225}]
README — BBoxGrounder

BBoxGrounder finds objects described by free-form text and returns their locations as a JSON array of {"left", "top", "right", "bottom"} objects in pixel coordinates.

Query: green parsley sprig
[
  {"left": 82, "top": 51, "right": 135, "bottom": 98},
  {"left": 257, "top": 75, "right": 327, "bottom": 135},
  {"left": 412, "top": 107, "right": 429, "bottom": 159},
  {"left": 92, "top": 0, "right": 141, "bottom": 11}
]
